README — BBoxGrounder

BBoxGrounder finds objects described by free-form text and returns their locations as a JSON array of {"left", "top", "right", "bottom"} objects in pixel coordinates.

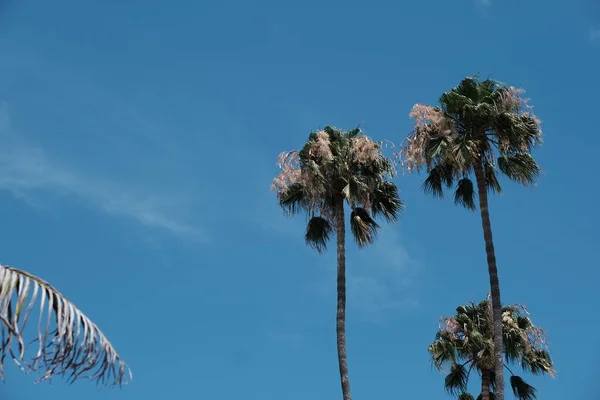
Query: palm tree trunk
[
  {"left": 481, "top": 369, "right": 492, "bottom": 400},
  {"left": 335, "top": 196, "right": 352, "bottom": 400},
  {"left": 474, "top": 161, "right": 504, "bottom": 400}
]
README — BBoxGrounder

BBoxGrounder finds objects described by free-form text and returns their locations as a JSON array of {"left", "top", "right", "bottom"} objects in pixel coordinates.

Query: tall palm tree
[
  {"left": 428, "top": 299, "right": 555, "bottom": 400},
  {"left": 0, "top": 263, "right": 130, "bottom": 387},
  {"left": 271, "top": 126, "right": 403, "bottom": 400},
  {"left": 401, "top": 76, "right": 543, "bottom": 400}
]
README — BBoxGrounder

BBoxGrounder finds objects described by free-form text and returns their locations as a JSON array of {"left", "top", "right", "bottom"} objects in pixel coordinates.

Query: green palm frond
[
  {"left": 425, "top": 135, "right": 452, "bottom": 161},
  {"left": 494, "top": 113, "right": 542, "bottom": 153},
  {"left": 497, "top": 154, "right": 541, "bottom": 186},
  {"left": 454, "top": 178, "right": 476, "bottom": 211},
  {"left": 370, "top": 181, "right": 403, "bottom": 222},
  {"left": 510, "top": 375, "right": 537, "bottom": 400},
  {"left": 305, "top": 216, "right": 333, "bottom": 253},
  {"left": 278, "top": 183, "right": 308, "bottom": 215},
  {"left": 428, "top": 339, "right": 456, "bottom": 370},
  {"left": 0, "top": 264, "right": 130, "bottom": 386},
  {"left": 521, "top": 349, "right": 554, "bottom": 376},
  {"left": 423, "top": 162, "right": 454, "bottom": 198},
  {"left": 515, "top": 315, "right": 532, "bottom": 330},
  {"left": 350, "top": 208, "right": 379, "bottom": 247},
  {"left": 503, "top": 329, "right": 522, "bottom": 364},
  {"left": 458, "top": 392, "right": 475, "bottom": 400},
  {"left": 445, "top": 363, "right": 469, "bottom": 396},
  {"left": 484, "top": 161, "right": 502, "bottom": 194}
]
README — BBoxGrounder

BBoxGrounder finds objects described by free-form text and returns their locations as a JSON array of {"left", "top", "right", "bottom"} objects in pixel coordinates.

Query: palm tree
[
  {"left": 271, "top": 126, "right": 403, "bottom": 400},
  {"left": 401, "top": 76, "right": 543, "bottom": 400},
  {"left": 428, "top": 298, "right": 555, "bottom": 400},
  {"left": 0, "top": 263, "right": 130, "bottom": 387}
]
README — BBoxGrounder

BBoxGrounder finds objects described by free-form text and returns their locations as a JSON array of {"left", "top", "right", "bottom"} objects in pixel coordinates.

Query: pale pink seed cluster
[
  {"left": 351, "top": 136, "right": 380, "bottom": 165},
  {"left": 401, "top": 104, "right": 453, "bottom": 172},
  {"left": 309, "top": 130, "right": 334, "bottom": 162},
  {"left": 270, "top": 151, "right": 302, "bottom": 195}
]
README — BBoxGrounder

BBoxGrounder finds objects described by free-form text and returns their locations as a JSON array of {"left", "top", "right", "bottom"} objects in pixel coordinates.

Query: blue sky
[{"left": 0, "top": 0, "right": 598, "bottom": 399}]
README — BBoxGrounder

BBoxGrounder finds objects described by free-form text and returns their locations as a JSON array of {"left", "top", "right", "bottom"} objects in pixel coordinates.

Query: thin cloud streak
[{"left": 0, "top": 107, "right": 209, "bottom": 241}]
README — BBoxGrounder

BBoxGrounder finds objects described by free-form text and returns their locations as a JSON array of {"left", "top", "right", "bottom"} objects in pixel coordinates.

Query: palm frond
[
  {"left": 497, "top": 154, "right": 541, "bottom": 186},
  {"left": 370, "top": 181, "right": 403, "bottom": 222},
  {"left": 510, "top": 375, "right": 537, "bottom": 400},
  {"left": 425, "top": 135, "right": 452, "bottom": 161},
  {"left": 458, "top": 392, "right": 475, "bottom": 400},
  {"left": 494, "top": 113, "right": 542, "bottom": 153},
  {"left": 0, "top": 264, "right": 130, "bottom": 387},
  {"left": 278, "top": 183, "right": 308, "bottom": 215},
  {"left": 454, "top": 178, "right": 476, "bottom": 211},
  {"left": 484, "top": 161, "right": 502, "bottom": 194},
  {"left": 423, "top": 162, "right": 454, "bottom": 198},
  {"left": 305, "top": 216, "right": 333, "bottom": 253},
  {"left": 350, "top": 208, "right": 379, "bottom": 247},
  {"left": 521, "top": 349, "right": 554, "bottom": 376},
  {"left": 445, "top": 363, "right": 469, "bottom": 396},
  {"left": 428, "top": 339, "right": 457, "bottom": 370}
]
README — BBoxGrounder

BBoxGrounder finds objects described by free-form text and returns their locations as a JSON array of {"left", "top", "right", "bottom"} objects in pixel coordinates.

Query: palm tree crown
[
  {"left": 272, "top": 126, "right": 403, "bottom": 249},
  {"left": 0, "top": 264, "right": 130, "bottom": 387},
  {"left": 401, "top": 76, "right": 543, "bottom": 206},
  {"left": 429, "top": 299, "right": 555, "bottom": 400}
]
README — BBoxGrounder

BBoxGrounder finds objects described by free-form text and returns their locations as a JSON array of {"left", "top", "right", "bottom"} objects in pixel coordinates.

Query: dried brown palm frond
[{"left": 0, "top": 264, "right": 130, "bottom": 387}]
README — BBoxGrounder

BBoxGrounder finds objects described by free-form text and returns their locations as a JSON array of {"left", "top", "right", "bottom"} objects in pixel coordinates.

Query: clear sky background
[{"left": 0, "top": 0, "right": 598, "bottom": 399}]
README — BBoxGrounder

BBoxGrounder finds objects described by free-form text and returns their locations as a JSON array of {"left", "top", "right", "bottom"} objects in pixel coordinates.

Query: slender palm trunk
[
  {"left": 474, "top": 161, "right": 504, "bottom": 400},
  {"left": 335, "top": 196, "right": 352, "bottom": 400},
  {"left": 481, "top": 369, "right": 492, "bottom": 400}
]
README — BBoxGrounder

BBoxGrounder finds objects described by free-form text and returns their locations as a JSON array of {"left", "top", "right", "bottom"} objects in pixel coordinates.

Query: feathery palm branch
[{"left": 0, "top": 264, "right": 130, "bottom": 387}]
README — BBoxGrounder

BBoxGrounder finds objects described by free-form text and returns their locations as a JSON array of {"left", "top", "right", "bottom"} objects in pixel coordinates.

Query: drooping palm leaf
[
  {"left": 370, "top": 181, "right": 404, "bottom": 222},
  {"left": 497, "top": 154, "right": 541, "bottom": 186},
  {"left": 510, "top": 375, "right": 536, "bottom": 400},
  {"left": 305, "top": 216, "right": 333, "bottom": 253},
  {"left": 0, "top": 264, "right": 130, "bottom": 387},
  {"left": 445, "top": 363, "right": 469, "bottom": 396},
  {"left": 454, "top": 178, "right": 476, "bottom": 210},
  {"left": 349, "top": 208, "right": 379, "bottom": 247},
  {"left": 429, "top": 338, "right": 456, "bottom": 369},
  {"left": 423, "top": 162, "right": 454, "bottom": 198},
  {"left": 278, "top": 182, "right": 308, "bottom": 215},
  {"left": 521, "top": 349, "right": 554, "bottom": 376},
  {"left": 484, "top": 161, "right": 502, "bottom": 194}
]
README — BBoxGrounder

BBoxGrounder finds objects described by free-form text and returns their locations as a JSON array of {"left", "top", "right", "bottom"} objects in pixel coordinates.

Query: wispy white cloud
[
  {"left": 477, "top": 0, "right": 492, "bottom": 7},
  {"left": 307, "top": 228, "right": 420, "bottom": 323},
  {"left": 347, "top": 229, "right": 420, "bottom": 321},
  {"left": 591, "top": 28, "right": 600, "bottom": 41},
  {"left": 0, "top": 105, "right": 209, "bottom": 242}
]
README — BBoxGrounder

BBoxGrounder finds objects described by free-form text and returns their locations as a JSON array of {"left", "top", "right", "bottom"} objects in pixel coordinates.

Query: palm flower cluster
[
  {"left": 0, "top": 264, "right": 130, "bottom": 387},
  {"left": 400, "top": 77, "right": 543, "bottom": 210},
  {"left": 271, "top": 126, "right": 403, "bottom": 251},
  {"left": 429, "top": 299, "right": 554, "bottom": 400}
]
